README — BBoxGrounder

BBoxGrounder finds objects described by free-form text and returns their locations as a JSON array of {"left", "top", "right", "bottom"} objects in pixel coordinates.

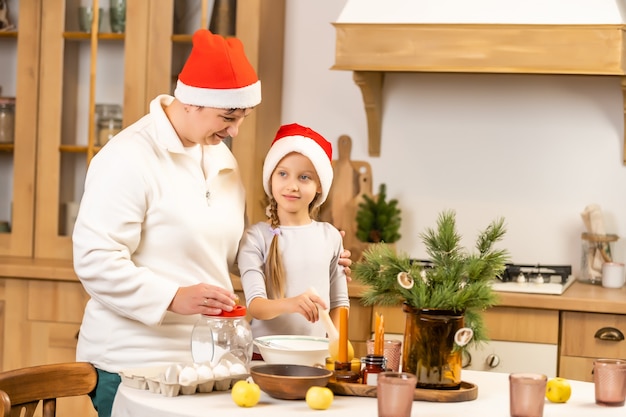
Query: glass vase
[{"left": 402, "top": 304, "right": 463, "bottom": 389}]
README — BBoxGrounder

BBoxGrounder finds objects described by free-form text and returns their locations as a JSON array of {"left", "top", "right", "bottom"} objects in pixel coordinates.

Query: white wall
[{"left": 281, "top": 1, "right": 626, "bottom": 275}]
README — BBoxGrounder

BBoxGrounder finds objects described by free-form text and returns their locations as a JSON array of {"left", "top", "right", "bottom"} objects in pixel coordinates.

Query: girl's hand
[
  {"left": 169, "top": 283, "right": 237, "bottom": 316},
  {"left": 288, "top": 292, "right": 327, "bottom": 323}
]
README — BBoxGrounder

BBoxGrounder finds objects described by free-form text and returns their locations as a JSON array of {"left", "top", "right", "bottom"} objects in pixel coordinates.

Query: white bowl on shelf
[{"left": 253, "top": 335, "right": 330, "bottom": 367}]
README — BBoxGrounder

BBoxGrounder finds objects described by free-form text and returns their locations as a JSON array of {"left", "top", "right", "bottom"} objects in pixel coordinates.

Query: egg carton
[
  {"left": 143, "top": 372, "right": 249, "bottom": 397},
  {"left": 119, "top": 357, "right": 249, "bottom": 397}
]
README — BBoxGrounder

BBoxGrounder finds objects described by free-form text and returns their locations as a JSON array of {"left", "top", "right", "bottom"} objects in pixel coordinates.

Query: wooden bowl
[{"left": 250, "top": 364, "right": 333, "bottom": 400}]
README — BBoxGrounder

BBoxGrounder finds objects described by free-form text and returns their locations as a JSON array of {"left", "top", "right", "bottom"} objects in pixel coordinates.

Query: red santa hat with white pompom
[
  {"left": 174, "top": 29, "right": 261, "bottom": 109},
  {"left": 263, "top": 123, "right": 334, "bottom": 208}
]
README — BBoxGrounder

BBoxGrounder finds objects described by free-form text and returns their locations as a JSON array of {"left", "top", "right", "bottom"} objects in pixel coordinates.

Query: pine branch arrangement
[
  {"left": 356, "top": 183, "right": 402, "bottom": 243},
  {"left": 353, "top": 210, "right": 509, "bottom": 347}
]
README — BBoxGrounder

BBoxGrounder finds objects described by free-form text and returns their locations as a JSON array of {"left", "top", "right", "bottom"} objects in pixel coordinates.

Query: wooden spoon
[{"left": 308, "top": 287, "right": 354, "bottom": 361}]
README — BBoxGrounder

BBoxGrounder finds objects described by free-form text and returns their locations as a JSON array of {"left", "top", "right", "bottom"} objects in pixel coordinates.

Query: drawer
[
  {"left": 368, "top": 305, "right": 560, "bottom": 344},
  {"left": 561, "top": 311, "right": 626, "bottom": 358},
  {"left": 483, "top": 307, "right": 558, "bottom": 344},
  {"left": 559, "top": 356, "right": 595, "bottom": 382}
]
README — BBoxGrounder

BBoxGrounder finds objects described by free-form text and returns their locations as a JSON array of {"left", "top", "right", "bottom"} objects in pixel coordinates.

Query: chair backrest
[
  {"left": 0, "top": 362, "right": 97, "bottom": 417},
  {"left": 0, "top": 390, "right": 9, "bottom": 417}
]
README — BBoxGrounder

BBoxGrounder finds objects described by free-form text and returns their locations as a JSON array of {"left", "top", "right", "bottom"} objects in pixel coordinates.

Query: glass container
[
  {"left": 402, "top": 304, "right": 464, "bottom": 389},
  {"left": 0, "top": 97, "right": 16, "bottom": 144},
  {"left": 191, "top": 305, "right": 252, "bottom": 366},
  {"left": 580, "top": 233, "right": 619, "bottom": 285},
  {"left": 361, "top": 354, "right": 385, "bottom": 386},
  {"left": 95, "top": 104, "right": 122, "bottom": 146}
]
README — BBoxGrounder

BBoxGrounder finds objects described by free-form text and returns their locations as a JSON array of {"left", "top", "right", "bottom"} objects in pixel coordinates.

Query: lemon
[
  {"left": 306, "top": 386, "right": 334, "bottom": 410},
  {"left": 328, "top": 339, "right": 355, "bottom": 362},
  {"left": 231, "top": 380, "right": 261, "bottom": 407},
  {"left": 545, "top": 377, "right": 571, "bottom": 403}
]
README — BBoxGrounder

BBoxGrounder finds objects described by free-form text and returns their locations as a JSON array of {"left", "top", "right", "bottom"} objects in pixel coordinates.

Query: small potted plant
[
  {"left": 355, "top": 183, "right": 402, "bottom": 248},
  {"left": 353, "top": 210, "right": 509, "bottom": 389}
]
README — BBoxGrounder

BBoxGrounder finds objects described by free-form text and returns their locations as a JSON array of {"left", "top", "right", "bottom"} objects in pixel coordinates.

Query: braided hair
[{"left": 264, "top": 192, "right": 322, "bottom": 299}]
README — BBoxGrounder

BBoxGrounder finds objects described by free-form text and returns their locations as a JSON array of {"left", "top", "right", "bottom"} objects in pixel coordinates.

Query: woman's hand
[
  {"left": 338, "top": 230, "right": 353, "bottom": 281},
  {"left": 169, "top": 283, "right": 238, "bottom": 316}
]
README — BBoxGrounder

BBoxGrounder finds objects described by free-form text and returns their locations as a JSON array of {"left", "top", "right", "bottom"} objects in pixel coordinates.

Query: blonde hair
[{"left": 265, "top": 191, "right": 322, "bottom": 299}]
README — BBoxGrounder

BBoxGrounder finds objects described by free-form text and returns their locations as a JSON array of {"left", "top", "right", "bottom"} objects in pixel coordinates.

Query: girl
[{"left": 237, "top": 123, "right": 349, "bottom": 339}]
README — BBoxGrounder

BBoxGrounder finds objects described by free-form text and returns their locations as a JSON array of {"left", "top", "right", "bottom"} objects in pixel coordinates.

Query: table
[{"left": 111, "top": 370, "right": 624, "bottom": 417}]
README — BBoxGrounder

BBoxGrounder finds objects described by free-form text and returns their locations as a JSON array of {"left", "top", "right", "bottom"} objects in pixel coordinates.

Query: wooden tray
[{"left": 327, "top": 380, "right": 478, "bottom": 402}]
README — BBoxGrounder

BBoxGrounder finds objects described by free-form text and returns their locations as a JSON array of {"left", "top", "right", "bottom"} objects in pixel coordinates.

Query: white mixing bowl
[{"left": 253, "top": 335, "right": 330, "bottom": 367}]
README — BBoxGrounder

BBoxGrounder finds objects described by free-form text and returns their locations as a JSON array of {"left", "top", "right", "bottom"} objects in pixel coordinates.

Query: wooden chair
[{"left": 0, "top": 362, "right": 97, "bottom": 417}]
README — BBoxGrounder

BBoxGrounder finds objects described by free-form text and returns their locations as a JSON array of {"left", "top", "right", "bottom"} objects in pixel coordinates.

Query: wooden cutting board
[
  {"left": 327, "top": 380, "right": 478, "bottom": 402},
  {"left": 320, "top": 135, "right": 372, "bottom": 257},
  {"left": 346, "top": 169, "right": 373, "bottom": 260}
]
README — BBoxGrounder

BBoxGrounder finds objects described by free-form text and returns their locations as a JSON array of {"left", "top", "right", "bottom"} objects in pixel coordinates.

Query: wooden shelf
[
  {"left": 63, "top": 32, "right": 125, "bottom": 41},
  {"left": 58, "top": 145, "right": 102, "bottom": 153},
  {"left": 333, "top": 23, "right": 626, "bottom": 158}
]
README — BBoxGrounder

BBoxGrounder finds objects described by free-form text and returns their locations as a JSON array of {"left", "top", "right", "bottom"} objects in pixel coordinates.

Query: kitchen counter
[
  {"left": 341, "top": 278, "right": 626, "bottom": 315},
  {"left": 493, "top": 280, "right": 626, "bottom": 314},
  {"left": 0, "top": 256, "right": 623, "bottom": 313}
]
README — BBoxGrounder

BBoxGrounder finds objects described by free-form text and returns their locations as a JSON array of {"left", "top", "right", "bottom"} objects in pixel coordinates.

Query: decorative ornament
[
  {"left": 454, "top": 328, "right": 474, "bottom": 347},
  {"left": 397, "top": 271, "right": 414, "bottom": 289}
]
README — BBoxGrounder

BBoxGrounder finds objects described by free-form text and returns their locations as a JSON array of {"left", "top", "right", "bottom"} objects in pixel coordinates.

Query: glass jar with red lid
[{"left": 191, "top": 305, "right": 252, "bottom": 366}]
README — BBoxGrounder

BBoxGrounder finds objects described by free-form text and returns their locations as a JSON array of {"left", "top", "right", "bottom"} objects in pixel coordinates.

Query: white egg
[
  {"left": 213, "top": 364, "right": 230, "bottom": 378},
  {"left": 229, "top": 363, "right": 247, "bottom": 376},
  {"left": 178, "top": 366, "right": 199, "bottom": 385},
  {"left": 196, "top": 364, "right": 214, "bottom": 380},
  {"left": 163, "top": 363, "right": 182, "bottom": 384}
]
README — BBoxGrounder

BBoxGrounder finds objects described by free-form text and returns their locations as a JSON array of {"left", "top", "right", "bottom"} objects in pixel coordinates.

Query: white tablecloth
[{"left": 111, "top": 370, "right": 623, "bottom": 417}]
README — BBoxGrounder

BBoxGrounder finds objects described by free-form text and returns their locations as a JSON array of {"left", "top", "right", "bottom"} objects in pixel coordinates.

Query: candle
[
  {"left": 338, "top": 306, "right": 349, "bottom": 363},
  {"left": 374, "top": 312, "right": 384, "bottom": 356}
]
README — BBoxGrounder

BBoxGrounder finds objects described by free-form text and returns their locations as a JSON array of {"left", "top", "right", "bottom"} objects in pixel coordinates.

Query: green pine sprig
[{"left": 353, "top": 210, "right": 509, "bottom": 348}]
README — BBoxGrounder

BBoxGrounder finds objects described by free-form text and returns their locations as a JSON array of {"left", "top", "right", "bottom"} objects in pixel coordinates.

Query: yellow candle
[
  {"left": 374, "top": 312, "right": 384, "bottom": 356},
  {"left": 338, "top": 306, "right": 349, "bottom": 363}
]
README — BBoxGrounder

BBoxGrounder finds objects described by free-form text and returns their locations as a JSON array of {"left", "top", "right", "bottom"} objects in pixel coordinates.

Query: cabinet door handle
[{"left": 594, "top": 327, "right": 624, "bottom": 342}]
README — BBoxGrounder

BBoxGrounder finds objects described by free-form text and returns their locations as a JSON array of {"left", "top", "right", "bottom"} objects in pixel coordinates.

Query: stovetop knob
[{"left": 485, "top": 354, "right": 500, "bottom": 368}]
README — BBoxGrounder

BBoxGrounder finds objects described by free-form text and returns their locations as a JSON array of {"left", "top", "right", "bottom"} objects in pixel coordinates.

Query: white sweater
[
  {"left": 237, "top": 221, "right": 350, "bottom": 339},
  {"left": 73, "top": 95, "right": 246, "bottom": 372}
]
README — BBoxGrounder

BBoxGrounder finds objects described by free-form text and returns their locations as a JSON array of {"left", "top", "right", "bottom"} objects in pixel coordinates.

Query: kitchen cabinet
[
  {"left": 0, "top": 276, "right": 95, "bottom": 416},
  {"left": 0, "top": 0, "right": 284, "bottom": 260},
  {"left": 332, "top": 15, "right": 626, "bottom": 158},
  {"left": 560, "top": 311, "right": 626, "bottom": 382},
  {"left": 0, "top": 1, "right": 41, "bottom": 258},
  {"left": 0, "top": 0, "right": 284, "bottom": 414},
  {"left": 350, "top": 282, "right": 626, "bottom": 379},
  {"left": 464, "top": 307, "right": 558, "bottom": 375},
  {"left": 370, "top": 304, "right": 559, "bottom": 375}
]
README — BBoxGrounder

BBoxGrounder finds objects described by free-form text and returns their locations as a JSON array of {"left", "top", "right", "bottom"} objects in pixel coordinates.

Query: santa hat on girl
[
  {"left": 174, "top": 29, "right": 261, "bottom": 109},
  {"left": 263, "top": 124, "right": 333, "bottom": 208}
]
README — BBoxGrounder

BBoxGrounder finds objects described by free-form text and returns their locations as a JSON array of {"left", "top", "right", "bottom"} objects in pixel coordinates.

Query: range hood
[{"left": 332, "top": 0, "right": 626, "bottom": 158}]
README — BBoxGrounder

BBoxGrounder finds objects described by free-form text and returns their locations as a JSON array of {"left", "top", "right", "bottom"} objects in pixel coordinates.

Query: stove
[
  {"left": 490, "top": 264, "right": 574, "bottom": 295},
  {"left": 411, "top": 261, "right": 574, "bottom": 295}
]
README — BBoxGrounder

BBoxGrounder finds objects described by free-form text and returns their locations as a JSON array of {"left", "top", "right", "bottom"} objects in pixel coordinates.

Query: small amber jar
[{"left": 361, "top": 354, "right": 385, "bottom": 386}]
